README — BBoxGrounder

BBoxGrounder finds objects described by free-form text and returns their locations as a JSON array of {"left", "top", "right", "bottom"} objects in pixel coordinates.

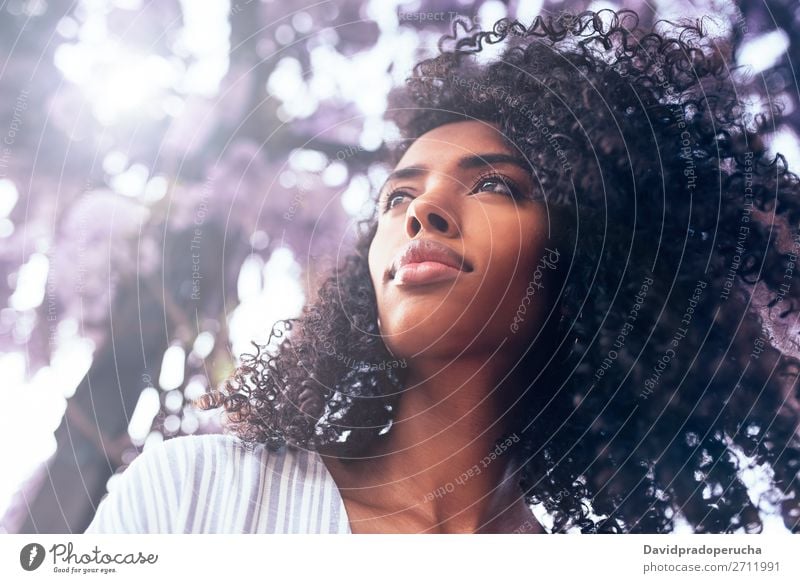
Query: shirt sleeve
[{"left": 83, "top": 437, "right": 183, "bottom": 534}]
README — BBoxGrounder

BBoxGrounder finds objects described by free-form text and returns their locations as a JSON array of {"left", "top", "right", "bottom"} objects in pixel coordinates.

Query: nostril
[
  {"left": 408, "top": 216, "right": 421, "bottom": 236},
  {"left": 428, "top": 213, "right": 448, "bottom": 231}
]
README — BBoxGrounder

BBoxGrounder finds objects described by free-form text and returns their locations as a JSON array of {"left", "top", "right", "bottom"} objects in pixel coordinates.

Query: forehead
[{"left": 397, "top": 120, "right": 513, "bottom": 165}]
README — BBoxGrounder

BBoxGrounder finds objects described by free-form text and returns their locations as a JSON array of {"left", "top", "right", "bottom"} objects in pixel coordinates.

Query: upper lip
[{"left": 389, "top": 239, "right": 473, "bottom": 279}]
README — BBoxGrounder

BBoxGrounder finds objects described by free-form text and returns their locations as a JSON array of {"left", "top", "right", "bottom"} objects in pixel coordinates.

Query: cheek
[
  {"left": 485, "top": 212, "right": 542, "bottom": 283},
  {"left": 476, "top": 218, "right": 555, "bottom": 333},
  {"left": 368, "top": 247, "right": 379, "bottom": 289},
  {"left": 478, "top": 243, "right": 534, "bottom": 314},
  {"left": 368, "top": 232, "right": 393, "bottom": 319},
  {"left": 367, "top": 233, "right": 385, "bottom": 288}
]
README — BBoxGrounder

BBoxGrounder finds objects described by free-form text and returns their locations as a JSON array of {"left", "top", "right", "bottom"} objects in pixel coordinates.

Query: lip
[{"left": 388, "top": 239, "right": 473, "bottom": 286}]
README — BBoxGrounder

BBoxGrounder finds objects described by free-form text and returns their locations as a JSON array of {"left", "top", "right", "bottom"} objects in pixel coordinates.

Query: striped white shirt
[{"left": 84, "top": 433, "right": 352, "bottom": 533}]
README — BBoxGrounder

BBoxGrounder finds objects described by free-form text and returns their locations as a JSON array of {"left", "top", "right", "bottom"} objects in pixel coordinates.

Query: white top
[{"left": 84, "top": 433, "right": 352, "bottom": 534}]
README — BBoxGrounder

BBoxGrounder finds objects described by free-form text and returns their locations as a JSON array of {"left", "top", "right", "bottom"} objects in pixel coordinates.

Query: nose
[{"left": 405, "top": 190, "right": 460, "bottom": 238}]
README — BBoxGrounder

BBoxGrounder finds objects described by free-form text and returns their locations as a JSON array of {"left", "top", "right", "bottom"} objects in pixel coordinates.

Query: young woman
[{"left": 86, "top": 10, "right": 800, "bottom": 534}]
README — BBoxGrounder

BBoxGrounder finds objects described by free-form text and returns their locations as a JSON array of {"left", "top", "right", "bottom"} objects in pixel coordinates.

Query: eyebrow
[{"left": 378, "top": 153, "right": 531, "bottom": 195}]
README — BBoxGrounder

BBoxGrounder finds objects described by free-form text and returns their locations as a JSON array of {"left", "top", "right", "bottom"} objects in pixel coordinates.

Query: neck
[{"left": 322, "top": 354, "right": 542, "bottom": 533}]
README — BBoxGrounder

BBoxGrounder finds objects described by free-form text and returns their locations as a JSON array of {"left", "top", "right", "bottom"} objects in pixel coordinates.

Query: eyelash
[{"left": 381, "top": 172, "right": 523, "bottom": 212}]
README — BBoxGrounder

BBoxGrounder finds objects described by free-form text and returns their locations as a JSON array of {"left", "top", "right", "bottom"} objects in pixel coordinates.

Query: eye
[
  {"left": 382, "top": 188, "right": 412, "bottom": 212},
  {"left": 472, "top": 173, "right": 522, "bottom": 198}
]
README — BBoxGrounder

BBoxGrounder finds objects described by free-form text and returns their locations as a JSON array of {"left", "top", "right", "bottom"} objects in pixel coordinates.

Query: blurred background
[{"left": 0, "top": 0, "right": 798, "bottom": 534}]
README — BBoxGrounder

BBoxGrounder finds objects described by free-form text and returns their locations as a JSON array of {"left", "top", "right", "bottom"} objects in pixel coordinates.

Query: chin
[{"left": 381, "top": 316, "right": 489, "bottom": 357}]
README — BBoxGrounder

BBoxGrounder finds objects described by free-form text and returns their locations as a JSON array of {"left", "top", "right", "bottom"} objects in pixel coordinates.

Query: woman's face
[{"left": 368, "top": 120, "right": 562, "bottom": 364}]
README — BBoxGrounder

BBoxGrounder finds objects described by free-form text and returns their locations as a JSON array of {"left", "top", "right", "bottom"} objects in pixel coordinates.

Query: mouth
[{"left": 388, "top": 239, "right": 473, "bottom": 286}]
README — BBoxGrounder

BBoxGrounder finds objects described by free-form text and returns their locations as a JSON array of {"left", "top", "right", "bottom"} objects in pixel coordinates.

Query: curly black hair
[{"left": 197, "top": 9, "right": 800, "bottom": 533}]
